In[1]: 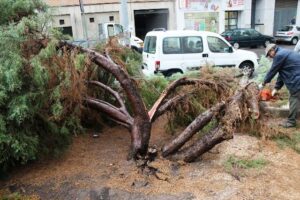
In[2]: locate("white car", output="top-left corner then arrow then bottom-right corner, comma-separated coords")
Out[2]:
142,30 -> 258,77
130,36 -> 143,53
275,25 -> 300,45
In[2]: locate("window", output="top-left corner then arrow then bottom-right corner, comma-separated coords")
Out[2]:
249,29 -> 260,37
59,19 -> 65,25
207,36 -> 231,53
225,11 -> 238,30
107,24 -> 115,37
109,16 -> 114,21
114,24 -> 123,35
57,26 -> 73,37
89,18 -> 94,23
241,30 -> 251,37
182,36 -> 203,53
279,26 -> 293,31
163,37 -> 181,54
144,36 -> 157,54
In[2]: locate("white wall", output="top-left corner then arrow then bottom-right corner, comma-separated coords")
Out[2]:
238,0 -> 252,28
50,1 -> 175,39
51,4 -> 120,39
255,0 -> 276,35
297,0 -> 300,25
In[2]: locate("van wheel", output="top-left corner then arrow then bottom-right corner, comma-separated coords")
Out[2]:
239,62 -> 254,77
163,69 -> 183,77
291,37 -> 298,45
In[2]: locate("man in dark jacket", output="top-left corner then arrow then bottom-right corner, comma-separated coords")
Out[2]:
260,43 -> 300,128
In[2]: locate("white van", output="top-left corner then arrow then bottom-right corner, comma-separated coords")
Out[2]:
142,30 -> 258,76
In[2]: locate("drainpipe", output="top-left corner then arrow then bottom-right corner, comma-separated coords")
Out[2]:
79,0 -> 88,40
120,0 -> 129,30
120,0 -> 130,47
251,0 -> 256,29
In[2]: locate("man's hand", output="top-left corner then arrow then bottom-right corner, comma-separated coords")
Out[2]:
258,83 -> 264,90
271,89 -> 278,96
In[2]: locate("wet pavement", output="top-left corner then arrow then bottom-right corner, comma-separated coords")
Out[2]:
241,43 -> 295,58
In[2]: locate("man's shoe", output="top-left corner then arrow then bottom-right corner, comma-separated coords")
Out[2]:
279,122 -> 296,128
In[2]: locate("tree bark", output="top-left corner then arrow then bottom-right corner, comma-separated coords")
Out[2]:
60,41 -> 151,158
161,102 -> 225,157
168,91 -> 245,162
182,126 -> 229,162
245,83 -> 260,119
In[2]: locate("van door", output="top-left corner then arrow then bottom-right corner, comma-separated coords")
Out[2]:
142,35 -> 157,75
206,36 -> 237,67
181,36 -> 206,70
159,37 -> 184,71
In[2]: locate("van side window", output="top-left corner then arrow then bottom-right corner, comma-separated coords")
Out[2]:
144,36 -> 157,54
207,36 -> 231,53
163,37 -> 181,54
182,36 -> 203,53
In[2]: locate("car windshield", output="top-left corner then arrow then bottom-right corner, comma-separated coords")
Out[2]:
279,26 -> 293,31
221,31 -> 232,36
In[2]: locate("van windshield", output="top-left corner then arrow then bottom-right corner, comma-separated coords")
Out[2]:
144,36 -> 156,54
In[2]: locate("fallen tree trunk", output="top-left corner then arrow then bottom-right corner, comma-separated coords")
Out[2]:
161,102 -> 225,157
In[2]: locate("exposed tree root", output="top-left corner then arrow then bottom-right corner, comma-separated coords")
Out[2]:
161,102 -> 225,157
162,83 -> 260,162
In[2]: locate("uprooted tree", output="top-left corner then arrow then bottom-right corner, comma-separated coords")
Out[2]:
59,41 -> 262,162
0,0 -> 264,171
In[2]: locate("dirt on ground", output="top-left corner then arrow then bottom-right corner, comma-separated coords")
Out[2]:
1,116 -> 300,200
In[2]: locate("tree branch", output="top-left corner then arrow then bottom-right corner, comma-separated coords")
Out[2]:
149,77 -> 221,121
151,93 -> 190,123
88,80 -> 130,116
85,98 -> 133,127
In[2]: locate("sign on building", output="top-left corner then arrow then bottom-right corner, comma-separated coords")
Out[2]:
226,0 -> 245,10
179,0 -> 221,12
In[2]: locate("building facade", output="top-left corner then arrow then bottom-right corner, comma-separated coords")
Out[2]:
46,0 -> 300,40
46,0 -> 176,40
176,0 -> 252,34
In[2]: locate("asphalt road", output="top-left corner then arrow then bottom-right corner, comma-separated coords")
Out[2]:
240,43 -> 295,58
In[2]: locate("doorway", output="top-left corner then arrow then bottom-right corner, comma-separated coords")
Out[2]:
134,9 -> 169,40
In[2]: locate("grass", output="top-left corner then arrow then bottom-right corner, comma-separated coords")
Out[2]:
224,155 -> 268,171
273,132 -> 300,154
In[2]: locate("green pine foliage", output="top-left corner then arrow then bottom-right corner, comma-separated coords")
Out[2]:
0,0 -> 46,25
0,0 -> 84,171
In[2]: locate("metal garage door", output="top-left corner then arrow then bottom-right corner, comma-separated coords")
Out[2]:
274,0 -> 298,33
